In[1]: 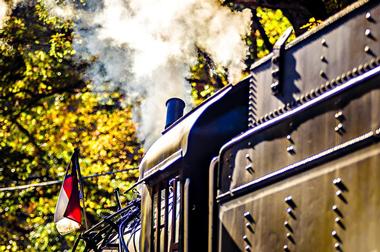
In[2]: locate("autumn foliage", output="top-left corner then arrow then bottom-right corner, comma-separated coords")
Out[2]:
0,1 -> 143,250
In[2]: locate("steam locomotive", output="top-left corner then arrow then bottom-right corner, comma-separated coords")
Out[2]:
76,0 -> 380,251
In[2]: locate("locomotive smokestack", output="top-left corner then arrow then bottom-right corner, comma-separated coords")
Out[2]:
165,98 -> 185,129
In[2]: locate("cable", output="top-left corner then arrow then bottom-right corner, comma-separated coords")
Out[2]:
0,179 -> 62,192
0,167 -> 138,192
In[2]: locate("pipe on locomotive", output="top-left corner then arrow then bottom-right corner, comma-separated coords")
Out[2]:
164,98 -> 185,129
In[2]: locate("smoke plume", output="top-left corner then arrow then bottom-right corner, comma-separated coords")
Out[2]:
0,0 -> 10,28
17,0 -> 253,147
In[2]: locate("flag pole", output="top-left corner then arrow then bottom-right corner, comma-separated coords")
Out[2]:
74,148 -> 89,230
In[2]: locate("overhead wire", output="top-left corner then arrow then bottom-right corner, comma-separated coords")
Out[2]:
0,167 -> 138,192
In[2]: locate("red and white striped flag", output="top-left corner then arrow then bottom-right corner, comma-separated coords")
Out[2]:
54,150 -> 82,235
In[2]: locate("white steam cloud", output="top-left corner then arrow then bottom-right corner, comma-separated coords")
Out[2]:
34,0 -> 253,147
0,1 -> 6,19
0,0 -> 10,28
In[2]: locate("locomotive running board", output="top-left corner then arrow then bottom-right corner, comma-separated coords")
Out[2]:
217,128 -> 380,203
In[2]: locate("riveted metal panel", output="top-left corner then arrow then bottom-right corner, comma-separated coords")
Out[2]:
219,69 -> 380,194
218,142 -> 380,252
249,0 -> 380,127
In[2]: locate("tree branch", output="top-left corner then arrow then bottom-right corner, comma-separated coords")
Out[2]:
10,117 -> 44,156
251,8 -> 273,51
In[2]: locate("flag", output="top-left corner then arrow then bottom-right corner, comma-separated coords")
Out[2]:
54,150 -> 82,235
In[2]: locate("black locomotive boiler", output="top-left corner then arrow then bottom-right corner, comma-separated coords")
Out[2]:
78,0 -> 380,251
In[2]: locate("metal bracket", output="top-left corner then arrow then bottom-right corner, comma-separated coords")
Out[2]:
271,27 -> 293,95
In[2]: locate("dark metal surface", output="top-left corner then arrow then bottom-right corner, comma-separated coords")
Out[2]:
139,78 -> 249,251
248,0 -> 380,126
164,98 -> 185,130
208,157 -> 219,252
270,27 -> 293,95
216,1 -> 380,251
218,142 -> 380,251
219,64 -> 380,196
139,78 -> 249,179
218,128 -> 380,203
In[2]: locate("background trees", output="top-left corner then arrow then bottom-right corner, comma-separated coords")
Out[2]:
0,1 -> 143,250
0,0 -> 355,250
